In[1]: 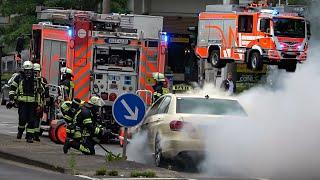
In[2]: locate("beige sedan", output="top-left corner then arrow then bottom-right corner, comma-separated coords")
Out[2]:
139,94 -> 248,167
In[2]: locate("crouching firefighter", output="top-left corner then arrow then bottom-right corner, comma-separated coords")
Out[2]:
63,96 -> 111,155
33,63 -> 49,141
60,99 -> 82,148
152,72 -> 169,102
8,61 -> 37,143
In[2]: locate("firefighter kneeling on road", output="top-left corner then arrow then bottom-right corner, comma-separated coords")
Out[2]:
152,72 -> 169,102
7,61 -> 37,143
63,96 -> 111,155
61,99 -> 82,150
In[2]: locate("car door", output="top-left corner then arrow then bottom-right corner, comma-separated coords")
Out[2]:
141,97 -> 165,147
146,96 -> 172,149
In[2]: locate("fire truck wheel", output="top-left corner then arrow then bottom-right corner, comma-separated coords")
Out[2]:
209,50 -> 226,68
285,62 -> 297,72
249,51 -> 263,71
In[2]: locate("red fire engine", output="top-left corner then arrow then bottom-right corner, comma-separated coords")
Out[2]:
30,8 -> 167,142
195,4 -> 309,73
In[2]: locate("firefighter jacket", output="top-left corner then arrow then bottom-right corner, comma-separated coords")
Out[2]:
74,106 -> 103,138
35,76 -> 49,107
60,79 -> 74,101
9,73 -> 37,103
152,85 -> 169,102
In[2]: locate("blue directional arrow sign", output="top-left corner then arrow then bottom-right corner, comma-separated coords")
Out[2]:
112,93 -> 146,127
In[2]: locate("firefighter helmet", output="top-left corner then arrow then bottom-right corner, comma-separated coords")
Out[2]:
61,67 -> 73,75
88,96 -> 105,107
22,61 -> 33,70
152,72 -> 165,82
60,101 -> 72,114
33,63 -> 41,71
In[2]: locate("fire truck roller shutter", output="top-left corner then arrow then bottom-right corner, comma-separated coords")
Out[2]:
208,45 -> 226,69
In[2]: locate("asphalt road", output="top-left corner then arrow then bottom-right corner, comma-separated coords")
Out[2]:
0,106 -> 122,156
0,106 -> 204,179
0,158 -> 82,180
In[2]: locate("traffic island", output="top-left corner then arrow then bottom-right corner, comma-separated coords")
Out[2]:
0,133 -> 181,178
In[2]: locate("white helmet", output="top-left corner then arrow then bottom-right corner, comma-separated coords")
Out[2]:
88,96 -> 105,107
152,72 -> 165,82
33,63 -> 41,71
61,67 -> 73,75
22,61 -> 33,70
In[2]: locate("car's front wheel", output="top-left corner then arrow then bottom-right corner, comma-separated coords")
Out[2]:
154,133 -> 164,167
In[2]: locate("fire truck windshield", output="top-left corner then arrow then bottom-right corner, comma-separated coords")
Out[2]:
273,18 -> 305,38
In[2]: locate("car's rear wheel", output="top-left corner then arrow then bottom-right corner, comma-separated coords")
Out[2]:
154,133 -> 164,167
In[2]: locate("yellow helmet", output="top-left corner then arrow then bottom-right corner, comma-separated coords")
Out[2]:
88,96 -> 105,107
33,63 -> 41,71
152,72 -> 165,82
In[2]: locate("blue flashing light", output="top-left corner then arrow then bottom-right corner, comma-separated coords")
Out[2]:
68,29 -> 73,37
272,10 -> 279,16
162,32 -> 168,43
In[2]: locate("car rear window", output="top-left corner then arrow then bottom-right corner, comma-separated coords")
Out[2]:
176,97 -> 247,116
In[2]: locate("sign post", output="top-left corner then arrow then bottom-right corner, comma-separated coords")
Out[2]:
112,93 -> 146,159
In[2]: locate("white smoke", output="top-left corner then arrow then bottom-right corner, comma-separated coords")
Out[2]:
127,131 -> 154,164
199,2 -> 320,179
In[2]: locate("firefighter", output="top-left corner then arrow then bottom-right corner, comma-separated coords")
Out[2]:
60,98 -> 82,150
60,67 -> 74,101
33,63 -> 49,141
63,96 -> 110,155
152,72 -> 169,102
7,61 -> 37,143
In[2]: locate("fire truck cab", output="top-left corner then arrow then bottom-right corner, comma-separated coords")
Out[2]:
31,8 -> 167,138
196,4 -> 308,73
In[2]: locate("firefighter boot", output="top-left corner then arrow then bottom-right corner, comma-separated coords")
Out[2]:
26,133 -> 33,143
16,130 -> 23,139
34,132 -> 40,142
63,138 -> 73,154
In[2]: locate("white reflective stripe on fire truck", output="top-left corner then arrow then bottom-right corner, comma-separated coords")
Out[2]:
239,33 -> 264,47
223,49 -> 231,58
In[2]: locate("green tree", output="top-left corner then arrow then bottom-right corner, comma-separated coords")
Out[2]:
0,0 -> 127,52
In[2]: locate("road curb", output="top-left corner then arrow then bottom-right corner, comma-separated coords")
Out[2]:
0,150 -> 66,173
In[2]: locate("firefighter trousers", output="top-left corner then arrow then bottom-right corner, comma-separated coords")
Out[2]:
34,110 -> 43,137
18,102 -> 37,139
69,136 -> 96,155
